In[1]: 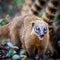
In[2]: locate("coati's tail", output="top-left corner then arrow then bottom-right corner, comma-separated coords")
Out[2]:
0,24 -> 9,40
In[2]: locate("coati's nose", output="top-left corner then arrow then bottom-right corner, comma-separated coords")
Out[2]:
40,35 -> 44,38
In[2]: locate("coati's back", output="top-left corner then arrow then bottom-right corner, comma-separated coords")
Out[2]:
0,24 -> 9,43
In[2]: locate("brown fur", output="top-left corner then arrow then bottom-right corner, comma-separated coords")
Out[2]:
0,14 -> 53,56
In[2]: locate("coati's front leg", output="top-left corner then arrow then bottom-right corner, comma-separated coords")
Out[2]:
9,24 -> 22,48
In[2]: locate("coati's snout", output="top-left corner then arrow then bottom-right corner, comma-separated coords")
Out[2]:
34,26 -> 47,40
31,20 -> 48,40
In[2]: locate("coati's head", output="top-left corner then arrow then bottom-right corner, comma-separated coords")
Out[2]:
24,15 -> 49,41
31,20 -> 48,40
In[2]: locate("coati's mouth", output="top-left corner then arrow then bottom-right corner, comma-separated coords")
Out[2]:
38,35 -> 44,40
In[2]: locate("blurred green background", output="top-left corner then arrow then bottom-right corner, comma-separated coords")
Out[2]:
0,0 -> 25,17
0,0 -> 25,26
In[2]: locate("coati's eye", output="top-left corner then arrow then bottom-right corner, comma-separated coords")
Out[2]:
31,22 -> 35,27
44,27 -> 47,34
35,26 -> 40,34
36,27 -> 40,31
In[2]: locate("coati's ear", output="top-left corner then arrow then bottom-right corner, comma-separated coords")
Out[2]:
31,21 -> 35,27
24,14 -> 40,30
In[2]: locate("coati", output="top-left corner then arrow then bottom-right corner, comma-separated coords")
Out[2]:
0,14 -> 53,59
21,0 -> 60,57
